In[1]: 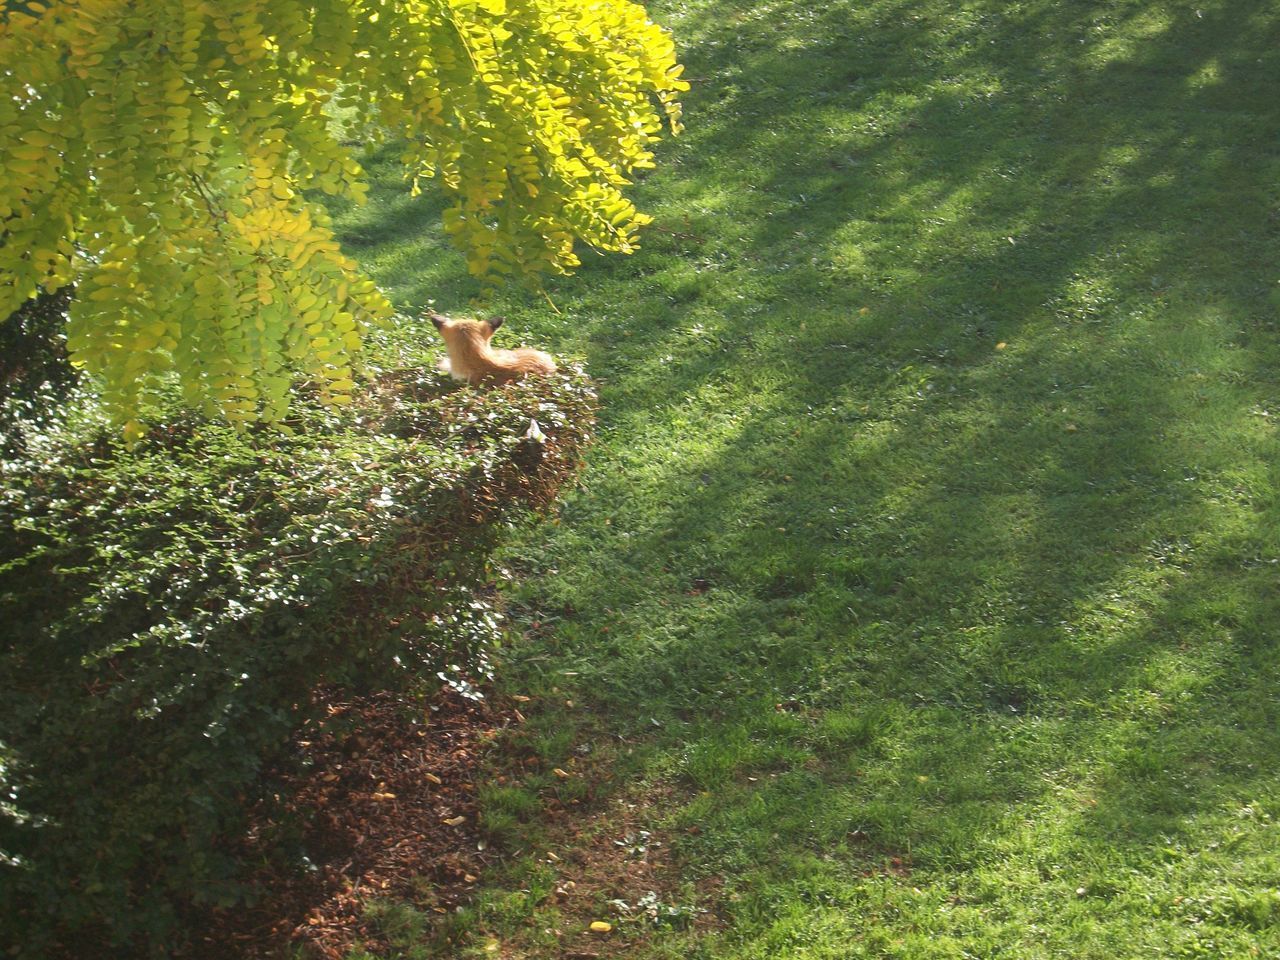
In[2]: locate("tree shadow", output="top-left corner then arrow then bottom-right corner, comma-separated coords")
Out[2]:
493,0 -> 1280,887
323,0 -> 1280,942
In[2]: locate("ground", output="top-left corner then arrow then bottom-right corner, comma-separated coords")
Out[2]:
190,689 -> 508,958
222,0 -> 1280,956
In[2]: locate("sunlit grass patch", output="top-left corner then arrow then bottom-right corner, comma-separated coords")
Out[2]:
326,0 -> 1280,956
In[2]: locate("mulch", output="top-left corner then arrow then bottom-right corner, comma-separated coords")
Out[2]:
188,686 -> 515,959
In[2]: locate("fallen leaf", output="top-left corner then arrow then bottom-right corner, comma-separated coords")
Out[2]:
443,815 -> 466,826
553,768 -> 571,779
424,773 -> 443,785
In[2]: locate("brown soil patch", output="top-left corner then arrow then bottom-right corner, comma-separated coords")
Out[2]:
513,787 -> 724,959
187,688 -> 724,960
189,686 -> 516,959
474,712 -> 724,960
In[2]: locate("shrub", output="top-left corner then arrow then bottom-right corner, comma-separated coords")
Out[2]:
0,362 -> 595,955
0,288 -> 76,450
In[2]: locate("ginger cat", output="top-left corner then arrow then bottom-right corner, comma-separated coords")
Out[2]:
429,311 -> 557,385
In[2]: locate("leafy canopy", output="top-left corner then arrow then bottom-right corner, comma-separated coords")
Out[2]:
0,0 -> 686,437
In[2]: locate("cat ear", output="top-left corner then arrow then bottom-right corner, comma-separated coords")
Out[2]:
427,311 -> 447,330
487,315 -> 505,332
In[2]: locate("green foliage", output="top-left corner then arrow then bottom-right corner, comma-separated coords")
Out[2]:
0,0 -> 684,431
0,286 -> 75,443
0,357 -> 595,955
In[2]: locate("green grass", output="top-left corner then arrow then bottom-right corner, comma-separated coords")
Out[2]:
329,0 -> 1280,955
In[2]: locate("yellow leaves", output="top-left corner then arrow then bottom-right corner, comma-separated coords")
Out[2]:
194,274 -> 222,296
9,143 -> 49,163
665,63 -> 691,92
122,419 -> 147,447
2,0 -> 682,434
256,271 -> 276,305
85,285 -> 120,302
19,128 -> 57,149
294,290 -> 319,314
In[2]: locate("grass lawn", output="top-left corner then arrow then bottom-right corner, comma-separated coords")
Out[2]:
329,0 -> 1280,956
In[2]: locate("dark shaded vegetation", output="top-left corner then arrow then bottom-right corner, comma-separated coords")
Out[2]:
0,287 -> 75,451
0,362 -> 594,957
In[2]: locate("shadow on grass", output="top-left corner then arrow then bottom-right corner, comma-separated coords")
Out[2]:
328,0 -> 1280,946
489,0 -> 1280,880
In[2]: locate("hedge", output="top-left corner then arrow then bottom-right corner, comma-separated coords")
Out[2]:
0,287 -> 76,450
0,360 -> 595,955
